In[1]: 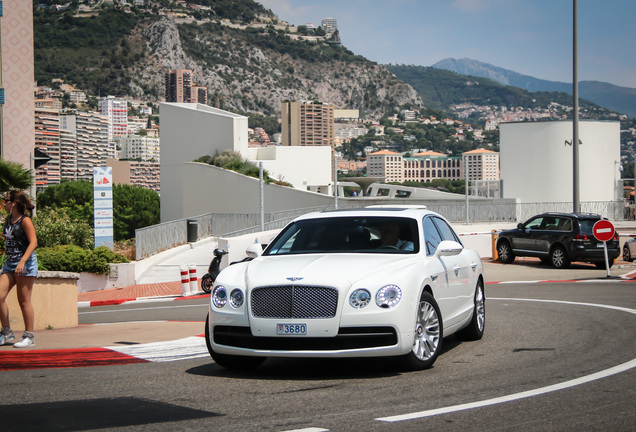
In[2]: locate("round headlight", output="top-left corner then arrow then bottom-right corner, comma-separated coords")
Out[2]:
349,289 -> 371,309
230,289 -> 244,308
376,284 -> 402,308
212,285 -> 227,308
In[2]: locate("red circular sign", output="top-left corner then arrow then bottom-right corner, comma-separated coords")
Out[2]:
593,220 -> 615,242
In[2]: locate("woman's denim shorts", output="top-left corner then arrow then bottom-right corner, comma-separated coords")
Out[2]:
1,253 -> 38,277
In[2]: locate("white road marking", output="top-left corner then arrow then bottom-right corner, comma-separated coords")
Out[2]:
376,297 -> 636,422
108,336 -> 208,362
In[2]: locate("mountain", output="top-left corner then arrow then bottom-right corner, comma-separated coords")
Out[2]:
33,3 -> 422,118
432,58 -> 636,118
385,65 -> 603,113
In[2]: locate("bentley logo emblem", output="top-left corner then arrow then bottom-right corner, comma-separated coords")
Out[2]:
286,277 -> 304,281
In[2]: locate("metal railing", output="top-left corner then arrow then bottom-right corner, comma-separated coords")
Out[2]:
135,200 -> 626,260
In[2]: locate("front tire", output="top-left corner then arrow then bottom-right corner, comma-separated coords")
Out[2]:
205,314 -> 265,370
550,246 -> 570,269
497,241 -> 515,264
399,292 -> 443,371
623,245 -> 633,262
456,279 -> 485,341
201,274 -> 213,294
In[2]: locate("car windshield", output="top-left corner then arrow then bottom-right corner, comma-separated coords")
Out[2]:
264,216 -> 420,255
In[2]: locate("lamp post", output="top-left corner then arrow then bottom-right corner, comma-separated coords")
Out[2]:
572,0 -> 581,213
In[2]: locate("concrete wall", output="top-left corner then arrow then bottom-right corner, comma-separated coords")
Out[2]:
160,103 -> 249,221
247,146 -> 332,190
500,121 -> 621,203
6,272 -> 79,331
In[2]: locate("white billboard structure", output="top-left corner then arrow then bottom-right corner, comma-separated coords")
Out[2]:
499,121 -> 621,203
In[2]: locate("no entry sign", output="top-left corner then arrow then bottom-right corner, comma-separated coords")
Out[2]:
593,220 -> 615,242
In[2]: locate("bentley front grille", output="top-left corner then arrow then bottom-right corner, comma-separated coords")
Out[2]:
251,286 -> 338,319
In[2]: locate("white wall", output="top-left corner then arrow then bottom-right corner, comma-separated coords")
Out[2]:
247,146 -> 332,190
160,103 -> 249,222
499,121 -> 621,203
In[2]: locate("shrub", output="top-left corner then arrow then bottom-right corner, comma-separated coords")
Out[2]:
37,245 -> 129,275
34,207 -> 94,249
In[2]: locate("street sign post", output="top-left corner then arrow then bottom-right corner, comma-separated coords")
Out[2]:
593,220 -> 615,277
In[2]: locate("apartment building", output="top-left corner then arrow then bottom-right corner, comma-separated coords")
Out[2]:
98,96 -> 128,139
34,108 -> 61,192
404,151 -> 463,182
165,69 -> 192,103
107,159 -> 160,192
462,148 -> 500,181
281,101 -> 334,148
367,150 -> 404,183
119,135 -> 160,162
190,85 -> 208,104
60,112 -> 112,181
0,0 -> 34,169
59,129 -> 78,181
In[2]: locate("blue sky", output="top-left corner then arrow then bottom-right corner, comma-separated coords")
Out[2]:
258,0 -> 636,88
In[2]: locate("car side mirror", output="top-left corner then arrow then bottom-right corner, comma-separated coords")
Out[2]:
246,243 -> 263,258
435,240 -> 463,258
517,223 -> 524,229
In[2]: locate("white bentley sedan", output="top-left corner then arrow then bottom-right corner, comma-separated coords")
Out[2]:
205,206 -> 485,370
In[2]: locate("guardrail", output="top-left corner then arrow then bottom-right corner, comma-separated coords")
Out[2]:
135,200 -> 626,260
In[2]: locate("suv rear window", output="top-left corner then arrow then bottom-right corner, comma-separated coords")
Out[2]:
579,219 -> 599,234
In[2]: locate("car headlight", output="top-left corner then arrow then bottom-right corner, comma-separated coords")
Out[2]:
229,289 -> 244,308
212,285 -> 227,308
376,284 -> 402,308
349,289 -> 371,309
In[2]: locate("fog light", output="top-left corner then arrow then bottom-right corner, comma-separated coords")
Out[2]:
349,289 -> 371,309
376,284 -> 402,308
212,285 -> 227,308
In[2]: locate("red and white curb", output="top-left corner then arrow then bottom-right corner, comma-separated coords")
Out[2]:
0,334 -> 208,371
78,293 -> 209,308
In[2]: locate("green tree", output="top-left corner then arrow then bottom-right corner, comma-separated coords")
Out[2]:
112,184 -> 160,241
0,160 -> 32,194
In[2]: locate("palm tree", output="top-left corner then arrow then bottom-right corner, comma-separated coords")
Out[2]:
0,159 -> 32,195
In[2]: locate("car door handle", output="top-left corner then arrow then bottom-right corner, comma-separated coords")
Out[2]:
471,263 -> 478,272
453,266 -> 460,276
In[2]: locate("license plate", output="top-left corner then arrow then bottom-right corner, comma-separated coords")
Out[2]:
277,323 -> 307,335
597,243 -> 604,248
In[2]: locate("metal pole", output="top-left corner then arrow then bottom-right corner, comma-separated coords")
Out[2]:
572,0 -> 581,213
259,162 -> 264,231
464,155 -> 469,224
333,152 -> 338,209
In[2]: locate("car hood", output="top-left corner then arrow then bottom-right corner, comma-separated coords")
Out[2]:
245,253 -> 415,289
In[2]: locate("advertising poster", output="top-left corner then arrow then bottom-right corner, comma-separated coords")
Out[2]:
93,167 -> 114,249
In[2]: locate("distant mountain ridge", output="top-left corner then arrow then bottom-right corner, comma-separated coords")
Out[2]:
432,58 -> 636,118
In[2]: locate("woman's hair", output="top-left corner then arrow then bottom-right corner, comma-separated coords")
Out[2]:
6,190 -> 35,215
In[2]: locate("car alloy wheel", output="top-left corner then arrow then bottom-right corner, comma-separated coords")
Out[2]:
457,280 -> 485,341
623,246 -> 632,262
497,241 -> 514,264
400,292 -> 443,370
550,246 -> 570,269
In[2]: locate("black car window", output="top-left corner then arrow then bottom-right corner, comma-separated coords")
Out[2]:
525,217 -> 544,230
579,219 -> 598,234
432,217 -> 461,244
557,218 -> 572,231
423,217 -> 442,256
542,217 -> 558,230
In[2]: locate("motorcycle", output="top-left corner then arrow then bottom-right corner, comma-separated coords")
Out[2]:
201,248 -> 229,294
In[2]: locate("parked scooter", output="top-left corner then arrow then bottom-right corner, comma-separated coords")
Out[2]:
201,248 -> 229,294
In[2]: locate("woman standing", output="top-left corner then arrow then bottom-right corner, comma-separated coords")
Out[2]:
0,191 -> 38,348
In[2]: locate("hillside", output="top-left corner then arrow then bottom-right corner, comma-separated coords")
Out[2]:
33,3 -> 422,117
384,65 -> 603,112
432,58 -> 636,118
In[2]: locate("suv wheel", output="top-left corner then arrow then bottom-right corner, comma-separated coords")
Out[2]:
497,241 -> 515,264
550,246 -> 570,269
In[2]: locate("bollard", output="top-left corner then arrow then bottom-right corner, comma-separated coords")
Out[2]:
188,264 -> 198,294
180,265 -> 190,296
491,230 -> 500,261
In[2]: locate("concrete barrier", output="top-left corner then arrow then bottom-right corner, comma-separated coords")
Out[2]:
6,271 -> 79,331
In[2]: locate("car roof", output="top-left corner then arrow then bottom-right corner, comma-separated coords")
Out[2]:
293,205 -> 436,222
536,212 -> 602,219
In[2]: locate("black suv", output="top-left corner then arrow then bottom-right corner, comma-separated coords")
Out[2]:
496,212 -> 620,269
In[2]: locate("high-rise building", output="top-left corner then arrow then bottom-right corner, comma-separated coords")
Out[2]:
34,108 -> 61,193
280,101 -> 334,148
0,1 -> 35,170
321,17 -> 338,35
119,135 -> 160,162
98,96 -> 128,139
190,85 -> 208,104
59,129 -> 78,181
165,69 -> 192,103
462,148 -> 500,181
60,112 -> 112,181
